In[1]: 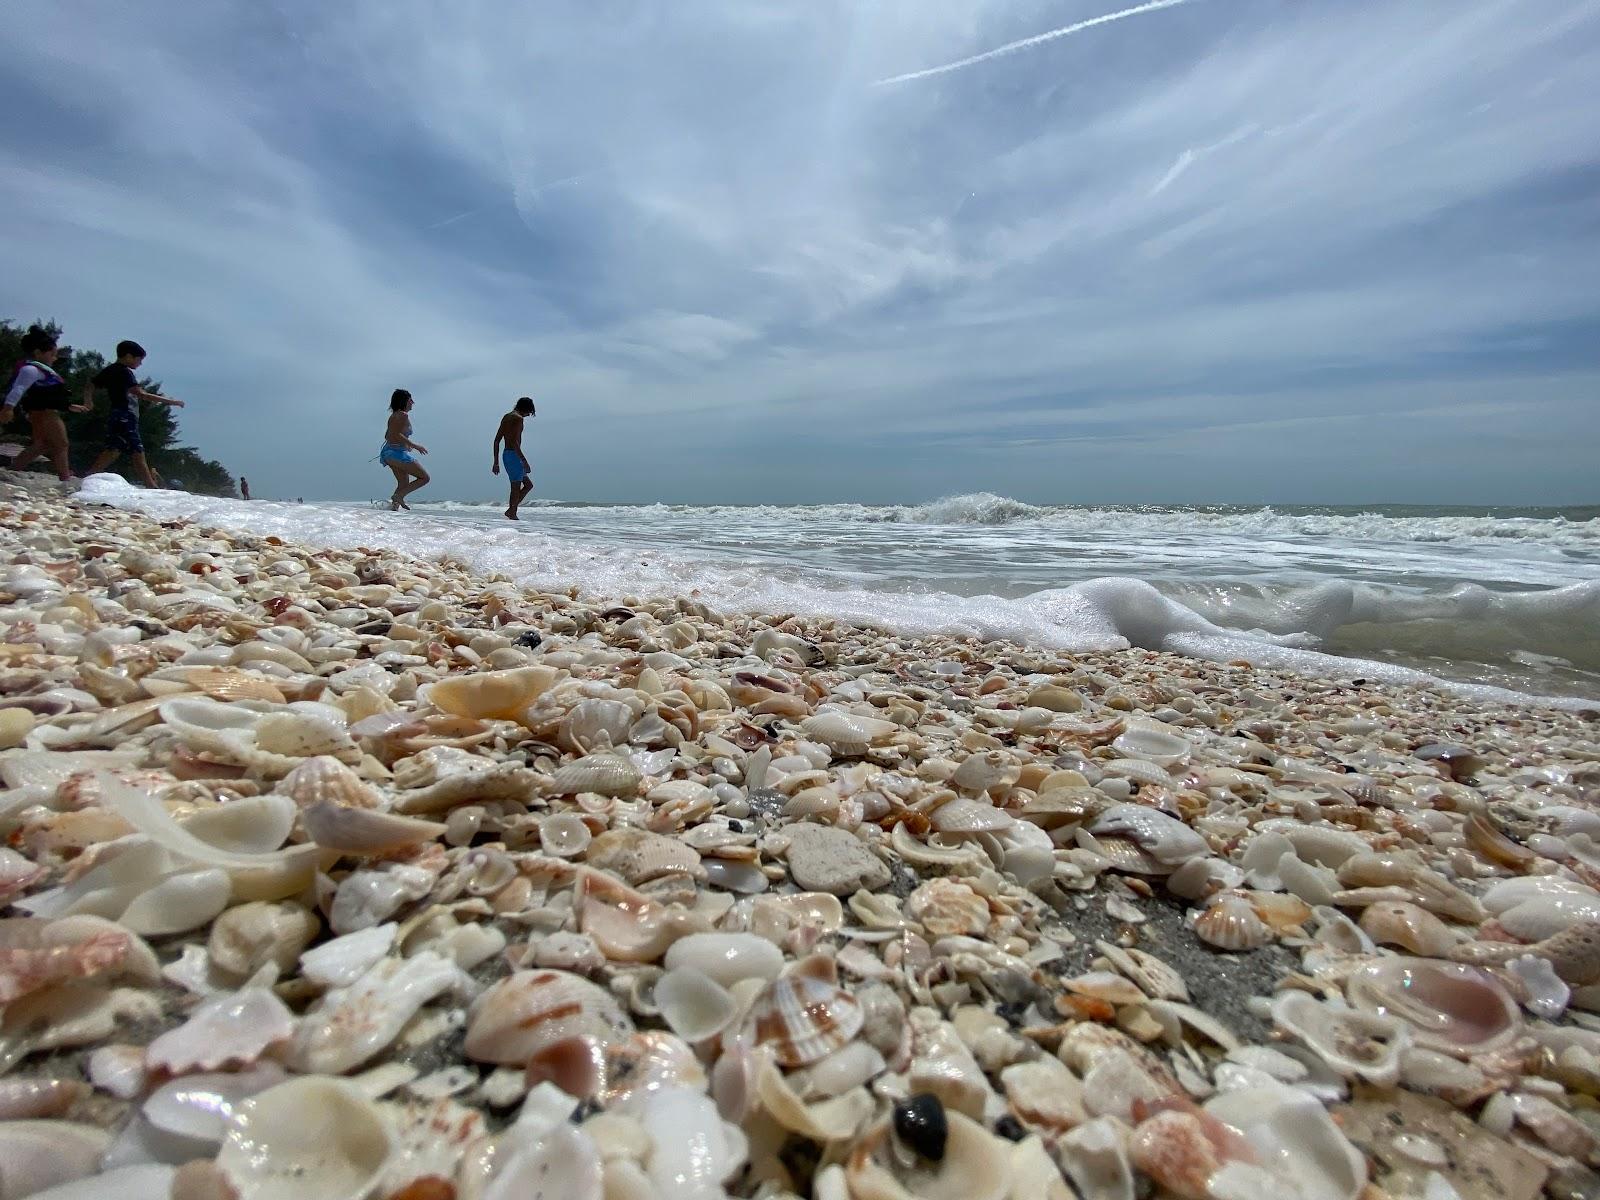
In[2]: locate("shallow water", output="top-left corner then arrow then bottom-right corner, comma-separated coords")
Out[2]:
84,481 -> 1600,705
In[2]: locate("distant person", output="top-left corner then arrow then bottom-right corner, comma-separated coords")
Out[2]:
84,340 -> 184,489
1,326 -> 90,481
491,396 -> 536,520
379,388 -> 429,509
240,477 -> 251,500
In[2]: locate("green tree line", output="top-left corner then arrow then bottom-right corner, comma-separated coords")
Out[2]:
1,319 -> 236,496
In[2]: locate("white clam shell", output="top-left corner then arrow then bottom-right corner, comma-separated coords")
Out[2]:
1204,1084 -> 1367,1200
142,1061 -> 288,1146
218,1076 -> 394,1200
663,932 -> 784,988
298,923 -> 398,988
483,1124 -> 603,1200
146,987 -> 295,1074
1109,723 -> 1191,766
654,967 -> 738,1043
539,812 -> 593,858
1271,991 -> 1409,1086
0,1120 -> 111,1199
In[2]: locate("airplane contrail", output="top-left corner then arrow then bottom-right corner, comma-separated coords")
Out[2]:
874,0 -> 1194,87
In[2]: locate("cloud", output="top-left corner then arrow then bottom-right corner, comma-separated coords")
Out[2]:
0,0 -> 1596,505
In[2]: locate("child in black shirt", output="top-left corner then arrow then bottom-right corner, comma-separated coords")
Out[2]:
85,341 -> 185,487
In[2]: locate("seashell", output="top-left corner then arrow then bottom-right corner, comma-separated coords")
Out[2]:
645,778 -> 717,811
1451,919 -> 1600,986
279,755 -> 382,810
586,826 -> 701,885
207,900 -> 320,978
1347,957 -> 1521,1055
1413,742 -> 1486,782
539,812 -> 593,858
790,1040 -> 888,1100
950,750 -> 1018,796
465,968 -> 634,1070
654,967 -> 738,1042
1089,803 -> 1208,866
302,797 -> 446,854
746,954 -> 864,1067
1166,856 -> 1245,902
594,1029 -> 708,1109
845,1111 -> 1012,1200
292,951 -> 470,1074
1057,1117 -> 1135,1200
1270,991 -> 1408,1086
1026,683 -> 1083,712
663,931 -> 784,987
908,1011 -> 996,1120
927,795 -> 1014,835
391,763 -> 543,814
1508,953 -> 1570,1020
1099,758 -> 1170,787
1356,900 -> 1456,957
426,665 -> 560,721
1129,1109 -> 1227,1200
1110,723 -> 1191,767
548,753 -> 641,798
1096,940 -> 1190,1002
1252,820 -> 1368,867
119,868 -> 232,937
1464,813 -> 1536,872
0,1076 -> 89,1120
142,1061 -> 288,1147
253,710 -> 360,760
146,986 -> 296,1074
176,666 -> 289,704
1241,888 -> 1312,933
298,922 -> 398,988
799,709 -> 899,755
559,697 -> 636,753
218,1076 -> 394,1200
1000,1058 -> 1088,1136
905,878 -> 990,938
0,1120 -> 111,1198
1191,891 -> 1273,952
576,872 -> 708,963
1203,1084 -> 1366,1200
1276,852 -> 1340,907
483,1124 -> 603,1200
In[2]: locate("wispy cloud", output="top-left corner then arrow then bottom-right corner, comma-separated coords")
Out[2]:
0,0 -> 1596,505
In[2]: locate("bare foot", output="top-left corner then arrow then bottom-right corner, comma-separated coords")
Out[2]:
504,509 -> 519,520
390,495 -> 405,511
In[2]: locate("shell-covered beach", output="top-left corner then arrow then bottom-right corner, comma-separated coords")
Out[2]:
3,472 -> 1600,1200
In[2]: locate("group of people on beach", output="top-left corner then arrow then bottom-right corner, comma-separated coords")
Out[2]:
2,325 -> 183,488
380,389 -> 538,520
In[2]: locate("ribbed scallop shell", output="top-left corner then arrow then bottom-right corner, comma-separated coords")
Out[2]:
1099,758 -> 1172,787
464,968 -> 634,1066
279,756 -> 383,810
180,667 -> 288,705
799,710 -> 899,756
746,955 -> 864,1067
1191,892 -> 1274,952
548,753 -> 642,797
254,712 -> 359,761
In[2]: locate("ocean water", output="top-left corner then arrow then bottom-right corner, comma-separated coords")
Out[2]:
80,480 -> 1600,708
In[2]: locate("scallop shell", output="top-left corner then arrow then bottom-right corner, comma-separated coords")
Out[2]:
559,697 -> 636,753
465,968 -> 634,1097
1191,892 -> 1274,952
278,755 -> 382,810
548,753 -> 642,798
799,710 -> 899,756
426,665 -> 561,722
1099,759 -> 1171,787
178,666 -> 289,704
586,826 -> 702,885
300,798 -> 447,854
1346,957 -> 1521,1055
906,878 -> 990,938
746,954 -> 864,1067
1095,940 -> 1190,1002
217,1077 -> 394,1200
254,710 -> 360,761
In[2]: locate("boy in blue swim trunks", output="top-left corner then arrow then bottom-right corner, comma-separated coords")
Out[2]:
84,341 -> 185,488
491,396 -> 535,520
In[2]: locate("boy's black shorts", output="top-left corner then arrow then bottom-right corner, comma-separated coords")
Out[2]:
107,411 -> 143,454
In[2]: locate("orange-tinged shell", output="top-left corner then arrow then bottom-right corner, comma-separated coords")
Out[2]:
427,666 -> 560,722
905,878 -> 990,938
747,954 -> 864,1067
464,968 -> 634,1067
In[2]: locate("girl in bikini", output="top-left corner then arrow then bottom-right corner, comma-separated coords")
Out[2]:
379,388 -> 430,510
1,326 -> 91,481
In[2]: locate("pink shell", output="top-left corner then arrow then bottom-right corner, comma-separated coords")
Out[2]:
464,969 -> 634,1067
746,955 -> 863,1068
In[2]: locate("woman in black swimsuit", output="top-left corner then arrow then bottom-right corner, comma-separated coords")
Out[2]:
1,326 -> 89,481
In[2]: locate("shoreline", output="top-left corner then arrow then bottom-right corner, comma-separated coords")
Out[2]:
1,473 -> 1597,1197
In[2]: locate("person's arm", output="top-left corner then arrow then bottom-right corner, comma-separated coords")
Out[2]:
1,365 -> 42,420
386,411 -> 426,453
137,387 -> 183,408
492,417 -> 508,473
72,381 -> 95,413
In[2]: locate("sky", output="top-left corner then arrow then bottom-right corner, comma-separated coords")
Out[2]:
2,0 -> 1598,506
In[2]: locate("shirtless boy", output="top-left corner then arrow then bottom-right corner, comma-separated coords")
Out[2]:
491,396 -> 536,520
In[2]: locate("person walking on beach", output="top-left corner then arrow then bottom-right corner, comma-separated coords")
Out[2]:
240,477 -> 251,500
84,341 -> 185,489
1,326 -> 90,481
380,388 -> 429,510
491,396 -> 535,520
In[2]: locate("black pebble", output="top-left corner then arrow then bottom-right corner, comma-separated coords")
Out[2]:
993,1115 -> 1026,1142
893,1093 -> 948,1162
727,819 -> 743,832
514,630 -> 543,648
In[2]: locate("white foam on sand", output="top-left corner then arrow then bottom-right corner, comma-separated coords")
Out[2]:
79,475 -> 1598,711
